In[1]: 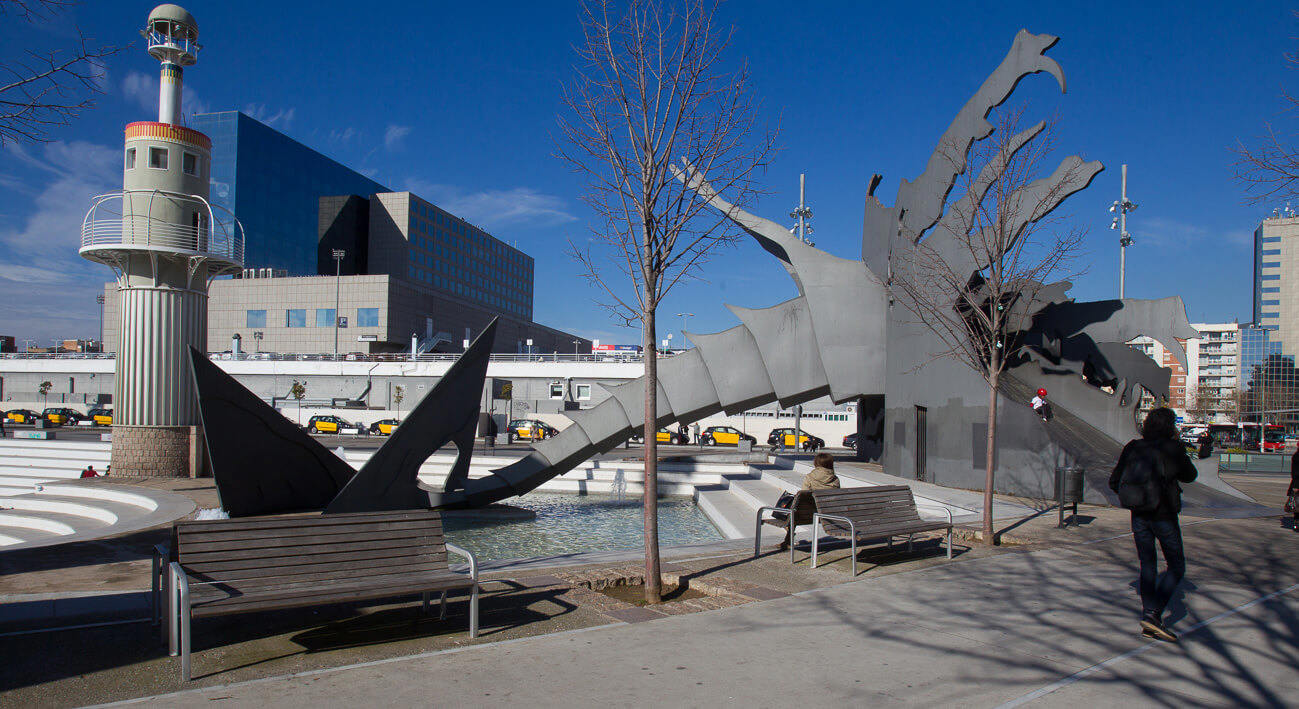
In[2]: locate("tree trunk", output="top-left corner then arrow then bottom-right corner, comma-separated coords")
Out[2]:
982,371 -> 999,543
642,304 -> 662,604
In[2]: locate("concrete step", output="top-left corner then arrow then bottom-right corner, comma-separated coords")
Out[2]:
0,474 -> 67,489
0,496 -> 123,524
0,525 -> 53,546
0,466 -> 89,481
0,456 -> 110,472
727,476 -> 789,511
0,441 -> 111,458
0,511 -> 80,538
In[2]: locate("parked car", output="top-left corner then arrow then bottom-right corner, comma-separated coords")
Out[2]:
629,427 -> 684,445
42,407 -> 84,425
509,419 -> 559,440
88,407 -> 114,426
306,415 -> 349,434
4,409 -> 41,425
842,432 -> 859,451
699,425 -> 756,447
767,427 -> 825,451
370,418 -> 400,436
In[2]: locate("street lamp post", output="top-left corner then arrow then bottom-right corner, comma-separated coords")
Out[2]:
788,174 -> 814,449
1109,164 -> 1138,299
676,312 -> 694,348
332,249 -> 345,357
572,339 -> 580,355
95,293 -> 105,352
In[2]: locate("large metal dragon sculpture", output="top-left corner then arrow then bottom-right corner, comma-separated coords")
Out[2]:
435,31 -> 1201,508
200,31 -> 1235,515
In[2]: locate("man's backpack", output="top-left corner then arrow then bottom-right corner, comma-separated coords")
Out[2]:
1117,440 -> 1165,512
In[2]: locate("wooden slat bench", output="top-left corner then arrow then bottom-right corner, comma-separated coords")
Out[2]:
753,490 -> 817,562
809,486 -> 954,575
154,510 -> 479,681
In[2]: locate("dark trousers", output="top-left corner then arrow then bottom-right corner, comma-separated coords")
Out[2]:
1131,515 -> 1186,619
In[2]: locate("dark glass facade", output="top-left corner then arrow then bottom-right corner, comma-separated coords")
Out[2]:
401,194 -> 534,321
191,111 -> 389,276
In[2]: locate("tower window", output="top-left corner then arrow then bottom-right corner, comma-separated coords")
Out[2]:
125,148 -> 136,169
182,152 -> 197,175
148,147 -> 168,170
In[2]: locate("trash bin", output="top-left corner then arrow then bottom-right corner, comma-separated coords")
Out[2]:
1057,466 -> 1084,528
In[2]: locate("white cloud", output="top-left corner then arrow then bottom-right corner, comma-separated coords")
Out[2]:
1138,216 -> 1252,250
243,103 -> 296,129
328,126 -> 356,145
383,124 -> 411,151
0,140 -> 122,341
404,180 -> 577,228
121,70 -> 209,119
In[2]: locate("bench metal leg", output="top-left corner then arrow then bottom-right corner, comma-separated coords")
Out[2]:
468,584 -> 479,639
907,534 -> 914,553
167,569 -> 178,657
439,591 -> 448,620
421,592 -> 431,614
946,527 -> 953,559
850,537 -> 857,577
178,583 -> 191,681
810,533 -> 819,569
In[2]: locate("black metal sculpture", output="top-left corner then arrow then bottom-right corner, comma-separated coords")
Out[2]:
190,319 -> 497,516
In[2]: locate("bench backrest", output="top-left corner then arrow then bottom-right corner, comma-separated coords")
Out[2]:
810,485 -> 923,535
172,510 -> 448,585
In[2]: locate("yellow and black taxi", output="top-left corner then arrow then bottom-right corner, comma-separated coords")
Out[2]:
767,428 -> 825,451
4,409 -> 42,425
88,408 -> 114,426
306,415 -> 351,434
509,419 -> 559,440
42,407 -> 84,426
369,418 -> 400,436
629,427 -> 686,445
700,425 -> 756,447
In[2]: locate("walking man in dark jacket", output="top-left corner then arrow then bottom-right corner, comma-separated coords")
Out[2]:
1109,407 -> 1199,642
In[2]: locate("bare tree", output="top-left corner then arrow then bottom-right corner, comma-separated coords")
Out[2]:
0,0 -> 120,145
1233,11 -> 1299,204
889,108 -> 1092,542
558,0 -> 775,602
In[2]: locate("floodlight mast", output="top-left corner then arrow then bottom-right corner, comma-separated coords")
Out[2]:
1109,164 -> 1137,298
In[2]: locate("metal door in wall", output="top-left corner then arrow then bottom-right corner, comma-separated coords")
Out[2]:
915,405 -> 928,482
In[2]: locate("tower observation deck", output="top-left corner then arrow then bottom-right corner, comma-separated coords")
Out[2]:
80,4 -> 243,476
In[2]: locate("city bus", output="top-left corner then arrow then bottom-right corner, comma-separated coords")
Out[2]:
1208,423 -> 1286,452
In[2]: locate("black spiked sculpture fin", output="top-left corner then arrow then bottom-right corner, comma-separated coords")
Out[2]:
324,318 -> 497,514
189,346 -> 355,517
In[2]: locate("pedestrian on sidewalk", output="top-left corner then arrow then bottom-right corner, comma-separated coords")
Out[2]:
1108,407 -> 1198,642
80,465 -> 99,478
1287,449 -> 1299,533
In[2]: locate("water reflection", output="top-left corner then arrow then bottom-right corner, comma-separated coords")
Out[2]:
443,492 -> 723,562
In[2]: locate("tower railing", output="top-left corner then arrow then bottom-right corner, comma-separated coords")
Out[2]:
80,189 -> 244,267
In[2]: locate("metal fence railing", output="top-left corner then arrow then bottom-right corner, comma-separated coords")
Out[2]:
1217,452 -> 1291,475
0,352 -> 648,363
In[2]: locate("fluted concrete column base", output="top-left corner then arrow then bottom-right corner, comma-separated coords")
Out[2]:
110,425 -> 206,478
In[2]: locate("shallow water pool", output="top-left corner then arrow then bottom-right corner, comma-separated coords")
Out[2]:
442,492 -> 723,562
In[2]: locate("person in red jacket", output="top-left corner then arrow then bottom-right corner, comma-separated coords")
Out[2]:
80,465 -> 99,478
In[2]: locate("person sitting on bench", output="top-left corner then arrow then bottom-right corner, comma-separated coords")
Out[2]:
777,452 -> 841,551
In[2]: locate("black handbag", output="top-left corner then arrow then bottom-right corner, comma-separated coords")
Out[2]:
774,491 -> 794,509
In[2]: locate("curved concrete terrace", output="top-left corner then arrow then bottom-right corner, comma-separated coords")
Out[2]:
0,439 -> 195,550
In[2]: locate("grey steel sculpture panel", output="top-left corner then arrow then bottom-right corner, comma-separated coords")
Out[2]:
329,319 -> 497,513
192,321 -> 496,516
431,30 -> 1238,511
190,346 -> 355,516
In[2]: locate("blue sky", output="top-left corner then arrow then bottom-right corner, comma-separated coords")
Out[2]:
0,1 -> 1293,347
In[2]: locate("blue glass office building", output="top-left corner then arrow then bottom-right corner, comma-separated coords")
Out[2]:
191,111 -> 389,276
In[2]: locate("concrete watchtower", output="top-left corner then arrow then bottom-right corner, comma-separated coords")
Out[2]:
80,5 -> 243,476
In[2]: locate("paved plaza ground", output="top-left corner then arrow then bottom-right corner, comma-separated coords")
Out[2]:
0,471 -> 1294,706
